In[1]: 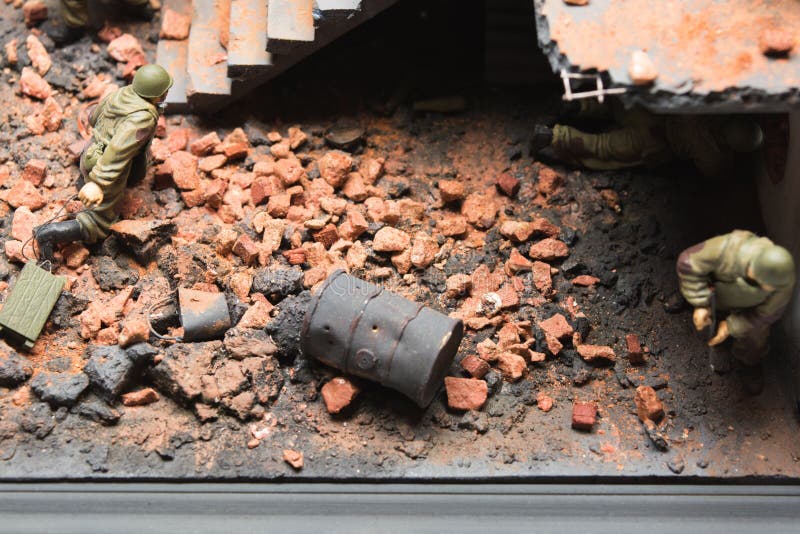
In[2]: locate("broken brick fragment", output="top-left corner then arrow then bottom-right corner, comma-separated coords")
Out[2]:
6,180 -> 45,210
118,318 -> 150,348
461,192 -> 497,229
166,151 -> 199,190
499,220 -> 535,243
283,449 -> 304,470
313,223 -> 339,249
373,226 -> 410,252
19,67 -> 51,100
63,243 -> 90,269
438,179 -> 465,203
166,127 -> 190,152
190,132 -> 221,156
506,248 -> 532,274
536,392 -> 554,412
495,283 -> 519,309
318,150 -> 353,189
529,238 -> 569,261
338,210 -> 368,241
233,234 -> 259,266
26,35 -> 51,76
282,248 -> 306,265
445,273 -> 472,298
537,167 -> 563,196
572,401 -> 597,430
496,352 -> 527,381
532,261 -> 553,295
626,334 -> 645,364
496,172 -> 520,197
572,275 -> 600,287
444,376 -> 488,411
23,1 -> 48,27
460,355 -> 490,379
634,386 -> 664,424
22,159 -> 47,186
538,313 -> 574,340
321,377 -> 359,414
576,344 -> 616,364
437,214 -> 468,237
159,8 -> 191,40
274,157 -> 305,186
342,172 -> 368,201
122,387 -> 160,407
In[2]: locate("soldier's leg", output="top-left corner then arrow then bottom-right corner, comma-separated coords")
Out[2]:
76,207 -> 116,245
551,124 -> 655,169
60,0 -> 90,28
731,328 -> 770,395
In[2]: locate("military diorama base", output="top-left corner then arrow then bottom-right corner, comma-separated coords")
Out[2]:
0,0 -> 798,481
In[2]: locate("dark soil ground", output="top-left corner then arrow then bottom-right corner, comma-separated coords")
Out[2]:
0,0 -> 798,480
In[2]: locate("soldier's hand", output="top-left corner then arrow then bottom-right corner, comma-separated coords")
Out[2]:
693,307 -> 712,331
79,182 -> 103,208
708,320 -> 730,346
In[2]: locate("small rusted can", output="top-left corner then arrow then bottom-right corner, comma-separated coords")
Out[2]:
178,288 -> 232,342
302,270 -> 464,407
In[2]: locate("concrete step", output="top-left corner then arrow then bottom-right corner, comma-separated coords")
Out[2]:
157,39 -> 190,113
156,0 -> 192,113
266,0 -> 315,54
186,0 -> 233,109
228,0 -> 273,78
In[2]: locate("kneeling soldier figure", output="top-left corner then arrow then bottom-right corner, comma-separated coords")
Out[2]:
677,230 -> 796,394
35,64 -> 172,261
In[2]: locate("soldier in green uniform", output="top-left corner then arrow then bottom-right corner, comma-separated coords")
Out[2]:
531,99 -> 764,179
34,64 -> 172,261
44,0 -> 156,46
677,230 -> 795,393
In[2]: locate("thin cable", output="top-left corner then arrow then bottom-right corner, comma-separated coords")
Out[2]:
146,291 -> 182,342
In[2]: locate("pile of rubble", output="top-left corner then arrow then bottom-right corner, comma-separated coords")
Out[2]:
0,6 -> 677,474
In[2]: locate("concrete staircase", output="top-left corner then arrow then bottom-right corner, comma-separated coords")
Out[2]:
156,0 -> 398,113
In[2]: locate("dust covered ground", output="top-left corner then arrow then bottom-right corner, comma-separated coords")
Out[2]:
0,0 -> 799,481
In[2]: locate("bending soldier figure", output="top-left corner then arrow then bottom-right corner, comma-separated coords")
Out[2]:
531,99 -> 764,180
35,64 -> 172,262
677,230 -> 796,394
45,0 -> 157,45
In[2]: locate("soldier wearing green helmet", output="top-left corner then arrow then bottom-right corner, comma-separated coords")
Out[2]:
677,230 -> 796,393
35,64 -> 173,261
531,99 -> 764,179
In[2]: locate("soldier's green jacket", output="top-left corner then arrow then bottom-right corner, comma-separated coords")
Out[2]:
77,85 -> 158,243
677,230 -> 795,339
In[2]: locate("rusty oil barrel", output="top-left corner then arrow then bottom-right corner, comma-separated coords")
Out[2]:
301,270 -> 464,407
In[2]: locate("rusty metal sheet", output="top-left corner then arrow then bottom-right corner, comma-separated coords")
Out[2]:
534,0 -> 800,111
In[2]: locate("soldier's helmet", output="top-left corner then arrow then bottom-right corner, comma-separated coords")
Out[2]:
132,64 -> 174,99
722,118 -> 764,153
751,245 -> 795,288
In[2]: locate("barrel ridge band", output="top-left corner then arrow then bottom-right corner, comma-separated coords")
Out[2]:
383,302 -> 425,385
300,269 -> 346,352
343,284 -> 383,375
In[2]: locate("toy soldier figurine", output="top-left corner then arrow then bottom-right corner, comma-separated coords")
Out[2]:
44,0 -> 156,45
531,99 -> 764,179
35,64 -> 172,262
677,230 -> 796,393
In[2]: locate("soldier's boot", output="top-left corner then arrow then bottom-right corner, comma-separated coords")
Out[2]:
34,220 -> 84,262
737,363 -> 764,396
530,124 -> 554,154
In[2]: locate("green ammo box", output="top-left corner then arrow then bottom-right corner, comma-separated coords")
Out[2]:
0,262 -> 66,350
